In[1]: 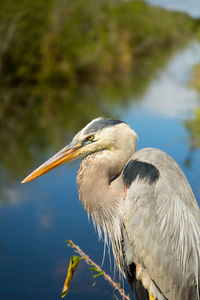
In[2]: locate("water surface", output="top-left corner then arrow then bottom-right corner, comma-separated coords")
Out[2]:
1,28 -> 200,300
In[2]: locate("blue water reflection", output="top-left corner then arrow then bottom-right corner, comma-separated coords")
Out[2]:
1,31 -> 200,300
1,106 -> 200,299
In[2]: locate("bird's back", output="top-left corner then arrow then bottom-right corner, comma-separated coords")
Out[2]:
123,148 -> 200,300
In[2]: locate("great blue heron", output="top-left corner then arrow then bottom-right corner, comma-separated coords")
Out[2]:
22,117 -> 200,300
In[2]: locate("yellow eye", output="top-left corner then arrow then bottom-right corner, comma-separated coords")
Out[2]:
87,135 -> 94,141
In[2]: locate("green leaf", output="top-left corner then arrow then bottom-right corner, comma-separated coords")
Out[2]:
92,270 -> 103,278
89,267 -> 103,278
89,267 -> 99,272
66,240 -> 73,248
61,255 -> 85,298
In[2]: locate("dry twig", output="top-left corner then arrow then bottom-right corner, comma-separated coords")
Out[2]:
68,240 -> 131,300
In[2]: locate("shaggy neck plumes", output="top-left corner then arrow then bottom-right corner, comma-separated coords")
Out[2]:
76,150 -> 129,271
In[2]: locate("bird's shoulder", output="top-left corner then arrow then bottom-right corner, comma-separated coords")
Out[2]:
122,147 -> 200,299
123,147 -> 182,182
122,147 -> 195,206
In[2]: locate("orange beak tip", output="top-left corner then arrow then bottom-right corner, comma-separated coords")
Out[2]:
21,176 -> 33,184
21,178 -> 29,184
20,142 -> 82,184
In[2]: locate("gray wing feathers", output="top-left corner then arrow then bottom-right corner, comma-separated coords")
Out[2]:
123,148 -> 200,300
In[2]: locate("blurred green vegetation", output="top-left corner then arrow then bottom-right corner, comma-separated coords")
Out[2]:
0,0 -> 197,87
185,108 -> 200,149
191,23 -> 200,90
188,27 -> 200,150
0,0 -> 199,181
191,63 -> 200,92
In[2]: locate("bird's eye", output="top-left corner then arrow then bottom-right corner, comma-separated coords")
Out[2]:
87,135 -> 94,141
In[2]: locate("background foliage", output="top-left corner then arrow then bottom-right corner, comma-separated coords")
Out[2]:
0,0 -> 199,177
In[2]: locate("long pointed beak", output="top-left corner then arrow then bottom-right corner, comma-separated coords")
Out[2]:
21,141 -> 82,183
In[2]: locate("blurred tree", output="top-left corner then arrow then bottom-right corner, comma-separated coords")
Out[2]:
0,0 -> 198,181
185,108 -> 200,149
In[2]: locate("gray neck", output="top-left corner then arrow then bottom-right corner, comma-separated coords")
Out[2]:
77,151 -> 125,217
77,150 -> 126,271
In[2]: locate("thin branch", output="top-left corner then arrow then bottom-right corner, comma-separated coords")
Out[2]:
68,240 -> 131,300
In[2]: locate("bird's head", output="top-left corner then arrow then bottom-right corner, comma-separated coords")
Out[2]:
22,117 -> 137,183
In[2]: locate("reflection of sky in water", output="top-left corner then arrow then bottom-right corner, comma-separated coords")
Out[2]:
147,0 -> 200,18
1,34 -> 200,300
120,41 -> 200,204
126,41 -> 200,118
0,186 -> 25,205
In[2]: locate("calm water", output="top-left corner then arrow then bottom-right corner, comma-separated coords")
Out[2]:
1,19 -> 200,300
